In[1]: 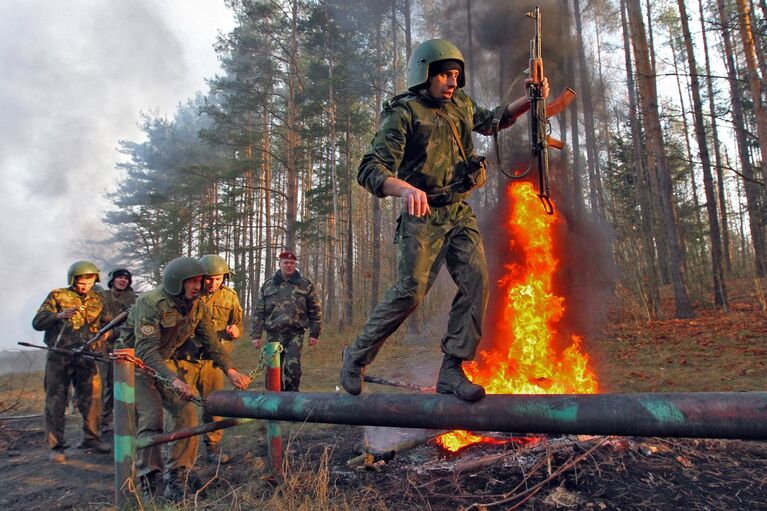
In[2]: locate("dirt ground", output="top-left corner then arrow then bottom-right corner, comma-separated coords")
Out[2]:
1,414 -> 766,510
1,288 -> 766,510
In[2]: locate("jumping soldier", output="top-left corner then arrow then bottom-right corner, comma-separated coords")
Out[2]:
251,251 -> 321,392
32,261 -> 111,463
339,39 -> 549,401
97,267 -> 136,433
118,256 -> 251,501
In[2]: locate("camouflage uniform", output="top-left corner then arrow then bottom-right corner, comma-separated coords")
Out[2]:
192,285 -> 243,452
119,287 -> 235,477
346,87 -> 515,367
32,287 -> 104,450
251,270 -> 321,391
97,286 -> 136,429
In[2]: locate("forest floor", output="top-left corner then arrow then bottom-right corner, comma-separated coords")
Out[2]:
1,282 -> 766,510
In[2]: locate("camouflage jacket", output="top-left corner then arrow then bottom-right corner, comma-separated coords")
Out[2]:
32,287 -> 104,349
357,89 -> 514,198
99,287 -> 137,344
118,287 -> 233,382
195,285 -> 243,355
251,270 -> 321,340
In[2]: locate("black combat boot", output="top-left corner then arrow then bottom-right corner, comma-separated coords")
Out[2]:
339,347 -> 365,395
162,469 -> 186,502
77,438 -> 112,454
139,470 -> 161,502
436,355 -> 485,402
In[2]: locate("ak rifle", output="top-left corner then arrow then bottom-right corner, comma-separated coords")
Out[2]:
497,5 -> 576,215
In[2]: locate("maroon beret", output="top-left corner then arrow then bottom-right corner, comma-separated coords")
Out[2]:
278,251 -> 297,261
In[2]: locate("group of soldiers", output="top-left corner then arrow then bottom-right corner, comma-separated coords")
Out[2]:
33,250 -> 321,501
33,36 -> 548,504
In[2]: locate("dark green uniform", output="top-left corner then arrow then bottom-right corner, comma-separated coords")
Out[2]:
346,88 -> 515,367
32,287 -> 104,450
251,270 -> 321,391
120,287 -> 235,477
194,285 -> 243,452
97,286 -> 136,429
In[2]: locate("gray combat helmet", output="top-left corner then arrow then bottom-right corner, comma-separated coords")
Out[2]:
162,257 -> 207,295
199,254 -> 232,278
407,39 -> 466,91
67,261 -> 100,285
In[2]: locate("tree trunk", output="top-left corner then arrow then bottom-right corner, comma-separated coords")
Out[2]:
620,0 -> 661,318
733,0 -> 767,275
285,0 -> 300,251
698,0 -> 732,273
626,0 -> 694,318
573,0 -> 603,221
563,0 -> 584,223
677,0 -> 728,310
370,9 -> 383,311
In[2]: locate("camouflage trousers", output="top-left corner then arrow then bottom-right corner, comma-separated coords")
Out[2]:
195,358 -> 226,451
135,359 -> 199,477
346,202 -> 489,366
264,332 -> 304,391
44,352 -> 103,449
97,358 -> 113,429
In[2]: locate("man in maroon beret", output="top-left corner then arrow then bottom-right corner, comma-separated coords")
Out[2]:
251,251 -> 322,391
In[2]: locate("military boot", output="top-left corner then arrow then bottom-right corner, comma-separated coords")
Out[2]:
77,438 -> 112,454
139,471 -> 161,502
162,470 -> 186,502
339,347 -> 365,395
435,355 -> 485,402
205,445 -> 230,465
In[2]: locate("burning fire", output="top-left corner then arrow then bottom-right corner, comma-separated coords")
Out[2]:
437,182 -> 598,452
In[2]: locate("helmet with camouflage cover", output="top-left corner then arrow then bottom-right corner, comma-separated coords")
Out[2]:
107,268 -> 133,289
67,261 -> 100,286
199,254 -> 233,278
162,257 -> 207,295
407,39 -> 466,91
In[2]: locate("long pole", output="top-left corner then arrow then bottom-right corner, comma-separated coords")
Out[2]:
265,341 -> 283,475
113,348 -> 137,510
205,391 -> 767,440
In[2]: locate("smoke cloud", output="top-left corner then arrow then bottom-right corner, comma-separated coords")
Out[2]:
0,0 -> 233,351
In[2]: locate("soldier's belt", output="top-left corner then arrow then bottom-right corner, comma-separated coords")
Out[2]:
426,192 -> 462,207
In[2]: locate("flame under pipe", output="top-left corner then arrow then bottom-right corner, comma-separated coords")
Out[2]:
205,391 -> 767,440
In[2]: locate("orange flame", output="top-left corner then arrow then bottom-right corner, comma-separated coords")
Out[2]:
437,182 -> 598,452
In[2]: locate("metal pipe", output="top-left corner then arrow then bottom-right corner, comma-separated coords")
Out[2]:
135,418 -> 253,449
364,374 -> 435,392
205,391 -> 767,440
265,342 -> 283,475
113,348 -> 137,510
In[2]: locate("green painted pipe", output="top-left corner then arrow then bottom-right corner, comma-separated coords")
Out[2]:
205,391 -> 767,440
113,348 -> 138,510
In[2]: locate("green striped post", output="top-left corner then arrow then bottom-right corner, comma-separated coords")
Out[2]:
113,348 -> 137,509
265,341 -> 283,476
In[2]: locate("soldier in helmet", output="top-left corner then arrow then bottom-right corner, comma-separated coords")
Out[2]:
97,268 -> 136,432
188,254 -> 243,464
251,251 -> 321,392
340,39 -> 550,402
118,256 -> 251,501
32,261 -> 112,463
